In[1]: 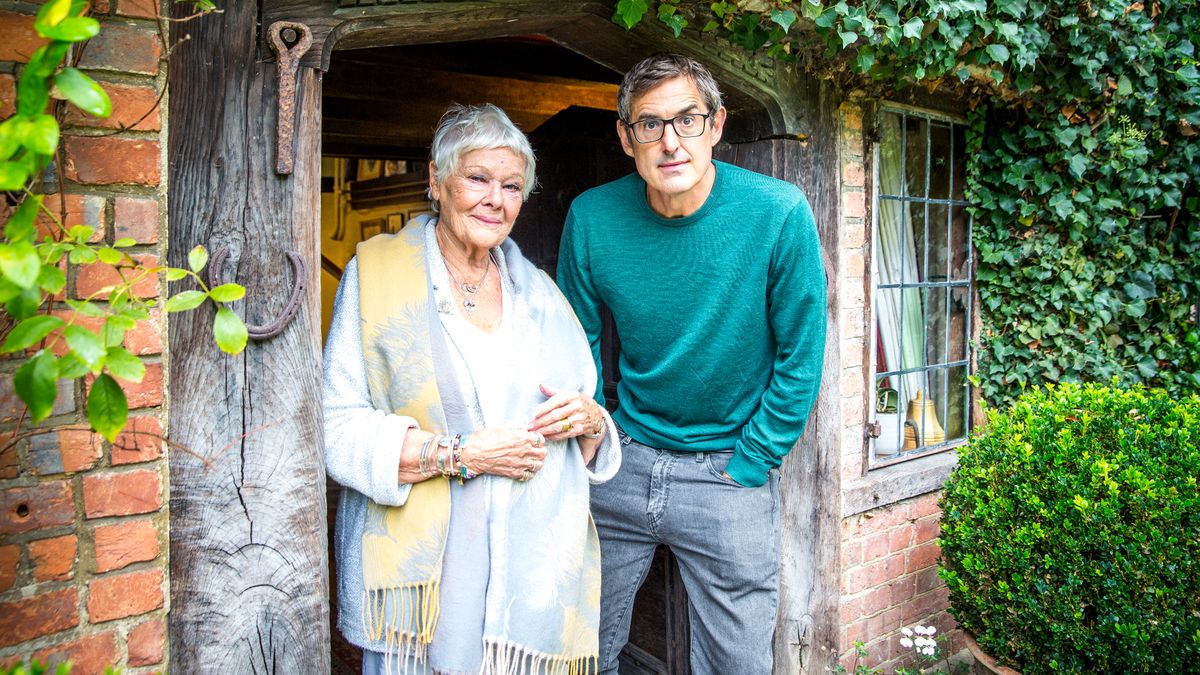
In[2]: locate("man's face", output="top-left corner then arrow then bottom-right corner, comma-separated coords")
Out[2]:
618,76 -> 726,218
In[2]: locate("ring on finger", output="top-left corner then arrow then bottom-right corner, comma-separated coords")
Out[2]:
561,419 -> 572,433
519,469 -> 534,482
534,433 -> 545,447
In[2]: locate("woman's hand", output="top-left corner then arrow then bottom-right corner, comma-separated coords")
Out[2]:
528,384 -> 606,443
459,426 -> 547,481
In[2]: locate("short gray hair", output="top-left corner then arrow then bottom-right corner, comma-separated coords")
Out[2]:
617,53 -> 723,123
429,103 -> 537,201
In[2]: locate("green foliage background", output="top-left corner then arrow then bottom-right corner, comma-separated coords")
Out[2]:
938,383 -> 1200,671
612,0 -> 1200,407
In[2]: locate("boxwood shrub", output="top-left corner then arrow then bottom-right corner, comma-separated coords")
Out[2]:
939,383 -> 1200,673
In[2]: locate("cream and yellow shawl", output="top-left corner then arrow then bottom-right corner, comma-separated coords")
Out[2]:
356,219 -> 602,674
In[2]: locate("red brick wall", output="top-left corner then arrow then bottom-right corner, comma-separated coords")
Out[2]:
0,2 -> 168,673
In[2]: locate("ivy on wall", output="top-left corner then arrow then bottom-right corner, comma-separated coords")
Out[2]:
613,0 -> 1199,406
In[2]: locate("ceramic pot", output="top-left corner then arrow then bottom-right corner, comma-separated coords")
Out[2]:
903,389 -> 945,449
874,412 -> 903,456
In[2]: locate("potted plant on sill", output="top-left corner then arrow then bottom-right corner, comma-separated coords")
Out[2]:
938,383 -> 1200,674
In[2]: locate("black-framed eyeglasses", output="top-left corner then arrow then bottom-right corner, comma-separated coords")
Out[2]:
622,112 -> 712,144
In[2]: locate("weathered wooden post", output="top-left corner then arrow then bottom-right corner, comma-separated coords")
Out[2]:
166,2 -> 328,671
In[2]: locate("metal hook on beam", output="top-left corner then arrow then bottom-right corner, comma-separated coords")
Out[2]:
267,21 -> 313,175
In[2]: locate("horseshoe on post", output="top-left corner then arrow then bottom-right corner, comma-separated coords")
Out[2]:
208,246 -> 308,341
267,21 -> 312,175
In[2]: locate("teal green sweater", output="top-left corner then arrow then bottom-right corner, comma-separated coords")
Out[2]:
557,161 -> 826,487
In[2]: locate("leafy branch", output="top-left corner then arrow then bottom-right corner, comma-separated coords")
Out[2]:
1,0 -> 244,442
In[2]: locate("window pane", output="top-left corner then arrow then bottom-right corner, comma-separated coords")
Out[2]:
879,112 -> 904,196
944,365 -> 969,441
949,285 -> 969,363
875,287 -> 924,374
905,116 -> 928,198
910,201 -> 927,281
924,287 -> 950,365
929,123 -> 952,200
952,125 -> 967,201
950,206 -> 970,280
874,374 -> 904,457
928,203 -> 950,281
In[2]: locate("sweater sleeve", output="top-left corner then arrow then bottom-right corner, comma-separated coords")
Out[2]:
555,207 -> 607,405
725,197 -> 828,487
322,257 -> 420,506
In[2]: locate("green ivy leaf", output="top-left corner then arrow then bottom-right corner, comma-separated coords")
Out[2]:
0,241 -> 42,288
839,29 -> 859,48
14,350 -> 59,423
660,12 -> 687,37
54,68 -> 112,118
187,245 -> 208,274
104,347 -> 145,383
770,9 -> 797,32
1,315 -> 64,353
213,306 -> 248,355
613,0 -> 649,30
164,290 -> 207,312
902,18 -> 925,40
1116,75 -> 1132,96
87,373 -> 128,442
207,283 -> 245,303
986,43 -> 1010,64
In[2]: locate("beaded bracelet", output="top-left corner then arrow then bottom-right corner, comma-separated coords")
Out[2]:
453,433 -> 478,484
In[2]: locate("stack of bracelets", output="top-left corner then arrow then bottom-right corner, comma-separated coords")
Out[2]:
417,433 -> 479,485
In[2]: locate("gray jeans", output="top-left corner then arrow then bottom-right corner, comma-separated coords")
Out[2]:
593,430 -> 781,674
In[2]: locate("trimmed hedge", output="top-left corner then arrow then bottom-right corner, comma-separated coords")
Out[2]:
939,383 -> 1200,673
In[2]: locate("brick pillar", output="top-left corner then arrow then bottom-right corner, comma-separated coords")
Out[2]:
0,2 -> 169,673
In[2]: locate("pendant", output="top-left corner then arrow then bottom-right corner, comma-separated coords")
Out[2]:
462,298 -> 477,313
460,281 -> 480,294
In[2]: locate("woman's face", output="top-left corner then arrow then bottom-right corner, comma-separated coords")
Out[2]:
429,147 -> 527,254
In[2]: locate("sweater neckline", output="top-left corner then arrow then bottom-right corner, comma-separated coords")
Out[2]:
638,160 -> 726,228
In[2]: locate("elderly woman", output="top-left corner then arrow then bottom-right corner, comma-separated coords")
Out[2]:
323,103 -> 620,675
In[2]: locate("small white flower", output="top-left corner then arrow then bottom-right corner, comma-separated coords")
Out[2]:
901,627 -> 914,637
921,646 -> 936,656
900,637 -> 913,648
914,625 -> 935,636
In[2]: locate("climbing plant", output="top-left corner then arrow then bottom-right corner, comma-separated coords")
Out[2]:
0,0 -> 242,442
613,0 -> 1200,406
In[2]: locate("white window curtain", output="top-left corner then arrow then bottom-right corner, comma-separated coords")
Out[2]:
875,114 -> 926,410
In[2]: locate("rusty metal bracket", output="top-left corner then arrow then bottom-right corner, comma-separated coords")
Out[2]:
208,246 -> 307,341
267,21 -> 312,175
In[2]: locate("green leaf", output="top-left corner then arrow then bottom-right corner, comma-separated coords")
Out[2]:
164,290 -> 207,312
1,315 -> 64,353
0,160 -> 32,191
57,351 -> 90,379
23,115 -> 60,155
54,68 -> 112,118
187,245 -> 208,274
165,267 -> 189,281
613,0 -> 649,30
14,350 -> 59,423
207,283 -> 245,303
87,373 -> 128,442
34,0 -> 73,33
986,43 -> 1010,64
113,238 -> 136,248
66,298 -> 107,317
1116,75 -> 1132,96
104,347 -> 145,383
96,247 -> 125,265
41,17 -> 100,43
4,195 -> 42,243
0,117 -> 26,160
37,264 -> 65,294
64,324 -> 105,371
6,285 -> 41,320
0,241 -> 42,288
213,306 -> 248,354
770,9 -> 798,32
902,17 -> 925,40
839,29 -> 859,48
660,12 -> 687,37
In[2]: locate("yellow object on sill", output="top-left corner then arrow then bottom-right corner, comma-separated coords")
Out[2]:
903,389 -> 945,449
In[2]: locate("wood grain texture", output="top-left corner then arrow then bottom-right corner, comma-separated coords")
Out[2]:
167,2 -> 329,672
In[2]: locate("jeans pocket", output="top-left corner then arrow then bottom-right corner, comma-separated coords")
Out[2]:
703,451 -> 739,485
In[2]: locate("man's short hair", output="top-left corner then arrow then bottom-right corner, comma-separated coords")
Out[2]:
617,53 -> 724,122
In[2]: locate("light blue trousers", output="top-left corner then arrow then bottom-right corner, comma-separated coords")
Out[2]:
592,430 -> 782,675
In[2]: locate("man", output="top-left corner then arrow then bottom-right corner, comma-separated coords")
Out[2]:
556,53 -> 827,674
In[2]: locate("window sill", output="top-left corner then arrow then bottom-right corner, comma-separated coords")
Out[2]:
842,450 -> 959,517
